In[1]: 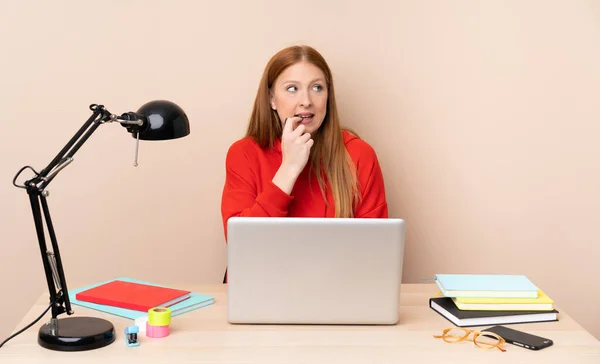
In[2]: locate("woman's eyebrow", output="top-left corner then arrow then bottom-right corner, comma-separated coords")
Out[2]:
282,78 -> 325,84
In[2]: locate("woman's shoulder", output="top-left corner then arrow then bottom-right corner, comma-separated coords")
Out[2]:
228,136 -> 260,151
342,129 -> 378,162
225,136 -> 262,164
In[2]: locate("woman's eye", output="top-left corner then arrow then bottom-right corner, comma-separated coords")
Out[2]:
286,86 -> 297,92
312,84 -> 323,92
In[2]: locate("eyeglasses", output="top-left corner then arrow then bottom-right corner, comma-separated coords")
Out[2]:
434,327 -> 506,352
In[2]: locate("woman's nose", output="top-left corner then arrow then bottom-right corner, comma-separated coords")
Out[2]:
299,91 -> 312,107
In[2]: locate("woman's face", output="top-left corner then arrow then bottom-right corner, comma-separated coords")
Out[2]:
270,61 -> 328,134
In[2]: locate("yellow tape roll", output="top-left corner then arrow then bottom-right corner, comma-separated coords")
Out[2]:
148,307 -> 171,326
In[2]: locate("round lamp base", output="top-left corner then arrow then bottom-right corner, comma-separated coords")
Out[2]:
38,316 -> 115,351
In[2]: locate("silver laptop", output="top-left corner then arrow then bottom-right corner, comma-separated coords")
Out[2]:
226,217 -> 405,325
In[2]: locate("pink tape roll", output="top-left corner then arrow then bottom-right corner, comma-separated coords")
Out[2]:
146,322 -> 170,338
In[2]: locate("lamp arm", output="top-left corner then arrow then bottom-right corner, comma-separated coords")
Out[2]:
14,104 -> 144,321
36,105 -> 108,182
26,189 -> 69,319
31,104 -> 144,190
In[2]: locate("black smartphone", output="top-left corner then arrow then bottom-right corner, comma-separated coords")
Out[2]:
483,325 -> 553,350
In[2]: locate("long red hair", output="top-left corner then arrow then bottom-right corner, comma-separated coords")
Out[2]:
245,45 -> 360,217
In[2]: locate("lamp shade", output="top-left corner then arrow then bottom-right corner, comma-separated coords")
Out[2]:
135,100 -> 190,140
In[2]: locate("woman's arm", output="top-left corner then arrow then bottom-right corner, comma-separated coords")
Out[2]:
351,140 -> 389,218
221,139 -> 294,239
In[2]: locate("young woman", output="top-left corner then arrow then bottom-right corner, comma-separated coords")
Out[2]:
221,45 -> 388,238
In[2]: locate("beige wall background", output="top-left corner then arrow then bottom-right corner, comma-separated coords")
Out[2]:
1,0 -> 599,342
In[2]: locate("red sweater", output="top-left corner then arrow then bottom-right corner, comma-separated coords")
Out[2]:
221,130 -> 388,240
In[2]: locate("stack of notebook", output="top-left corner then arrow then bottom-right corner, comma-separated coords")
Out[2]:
69,277 -> 215,320
429,274 -> 558,327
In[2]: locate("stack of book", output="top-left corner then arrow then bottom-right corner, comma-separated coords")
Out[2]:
429,274 -> 558,327
69,277 -> 214,320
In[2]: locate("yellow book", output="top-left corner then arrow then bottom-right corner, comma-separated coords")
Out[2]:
452,290 -> 554,311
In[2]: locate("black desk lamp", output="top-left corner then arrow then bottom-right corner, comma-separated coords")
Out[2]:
10,100 -> 190,351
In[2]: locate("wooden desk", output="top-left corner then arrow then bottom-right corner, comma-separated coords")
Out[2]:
2,284 -> 599,363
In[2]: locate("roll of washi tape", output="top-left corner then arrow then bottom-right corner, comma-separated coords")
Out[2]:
148,307 -> 171,326
146,322 -> 170,338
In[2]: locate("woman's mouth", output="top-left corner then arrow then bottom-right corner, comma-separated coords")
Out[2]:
295,113 -> 314,124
